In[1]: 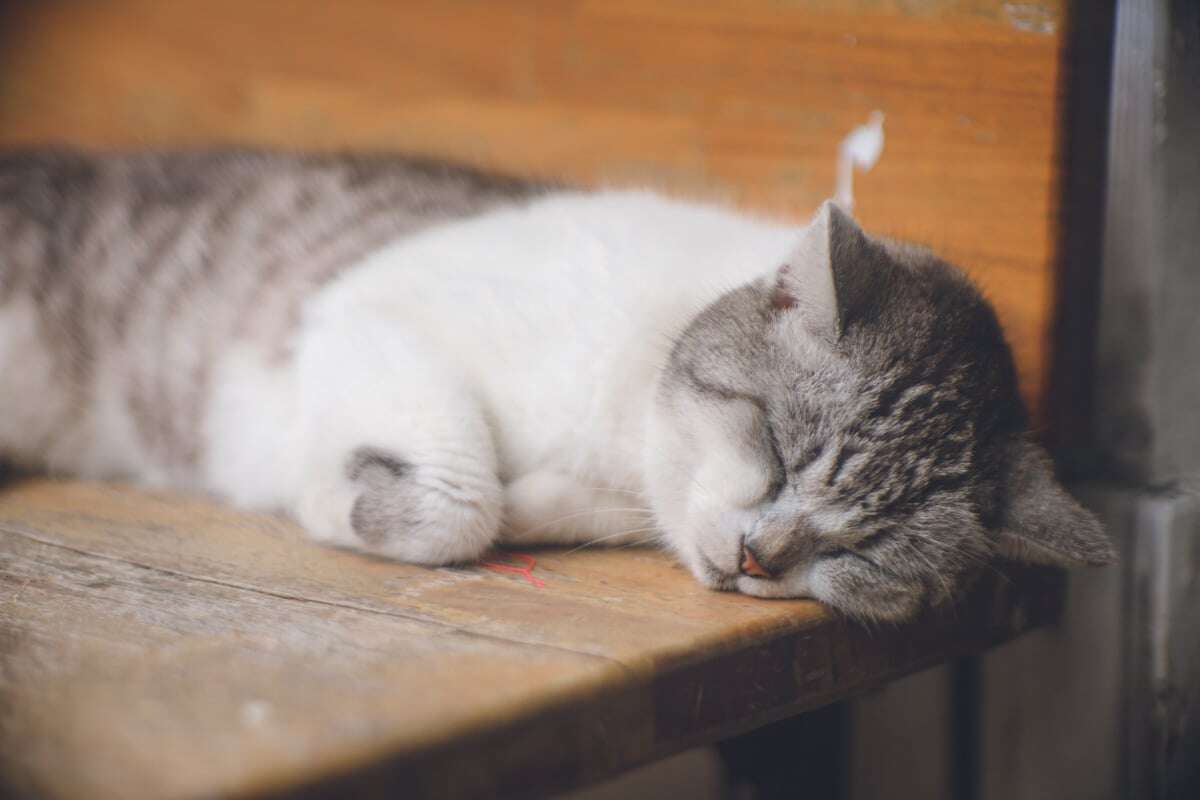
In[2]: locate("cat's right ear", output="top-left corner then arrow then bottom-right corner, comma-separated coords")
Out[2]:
993,439 -> 1117,568
771,200 -> 873,341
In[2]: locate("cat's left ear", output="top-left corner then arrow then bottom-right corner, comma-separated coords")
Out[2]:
993,439 -> 1116,567
771,200 -> 885,341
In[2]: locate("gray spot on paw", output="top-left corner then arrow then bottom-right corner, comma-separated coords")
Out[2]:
351,494 -> 395,546
347,446 -> 414,546
347,447 -> 410,482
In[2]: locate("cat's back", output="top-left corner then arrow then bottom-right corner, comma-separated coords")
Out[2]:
0,147 -> 553,375
0,148 -> 540,324
0,148 -> 542,475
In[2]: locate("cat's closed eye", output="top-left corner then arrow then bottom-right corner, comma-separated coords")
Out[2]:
789,443 -> 824,474
827,443 -> 862,485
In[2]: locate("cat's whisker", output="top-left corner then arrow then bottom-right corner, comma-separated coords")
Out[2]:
510,506 -> 653,541
615,535 -> 665,550
562,525 -> 664,554
608,526 -> 663,538
571,487 -> 645,497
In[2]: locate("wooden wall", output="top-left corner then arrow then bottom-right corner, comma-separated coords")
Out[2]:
0,0 -> 1069,413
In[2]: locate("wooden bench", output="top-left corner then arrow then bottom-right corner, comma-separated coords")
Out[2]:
0,480 -> 1060,799
0,2 -> 1092,797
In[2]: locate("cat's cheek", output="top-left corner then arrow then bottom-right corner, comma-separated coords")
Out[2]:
689,563 -> 734,592
696,456 -> 771,512
664,533 -> 714,583
657,528 -> 731,591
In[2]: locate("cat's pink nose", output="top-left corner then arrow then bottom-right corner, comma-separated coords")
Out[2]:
740,546 -> 771,578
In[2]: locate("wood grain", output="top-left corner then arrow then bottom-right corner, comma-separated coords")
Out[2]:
0,479 -> 1062,799
0,0 -> 1068,414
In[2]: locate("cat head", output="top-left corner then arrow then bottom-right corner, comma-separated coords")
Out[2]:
645,201 -> 1114,622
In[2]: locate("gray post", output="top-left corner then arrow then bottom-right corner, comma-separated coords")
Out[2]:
981,1 -> 1200,798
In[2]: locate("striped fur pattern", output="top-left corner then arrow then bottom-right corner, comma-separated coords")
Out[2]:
0,150 -> 537,480
0,149 -> 1113,622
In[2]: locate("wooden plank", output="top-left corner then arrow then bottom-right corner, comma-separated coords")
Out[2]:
0,0 -> 1067,414
0,479 -> 1062,799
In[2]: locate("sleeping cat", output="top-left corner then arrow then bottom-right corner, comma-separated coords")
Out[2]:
0,149 -> 1114,621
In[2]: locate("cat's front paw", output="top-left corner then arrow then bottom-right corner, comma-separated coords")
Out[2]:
296,446 -> 501,564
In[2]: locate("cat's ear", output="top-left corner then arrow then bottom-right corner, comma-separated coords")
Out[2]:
993,439 -> 1116,567
772,200 -> 877,341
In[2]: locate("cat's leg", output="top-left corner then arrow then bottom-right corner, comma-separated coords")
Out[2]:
291,311 -> 502,564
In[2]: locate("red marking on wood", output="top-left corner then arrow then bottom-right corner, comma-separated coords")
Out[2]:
482,552 -> 545,588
